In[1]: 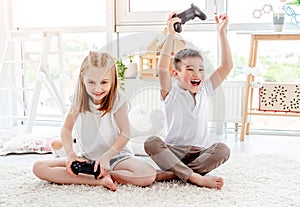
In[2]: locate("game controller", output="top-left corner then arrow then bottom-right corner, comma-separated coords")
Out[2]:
71,160 -> 101,179
172,4 -> 207,33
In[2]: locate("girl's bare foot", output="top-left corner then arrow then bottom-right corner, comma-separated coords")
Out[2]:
156,170 -> 176,182
101,174 -> 117,191
189,172 -> 224,190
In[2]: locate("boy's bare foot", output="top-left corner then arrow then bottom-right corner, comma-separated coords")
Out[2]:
156,170 -> 176,182
101,174 -> 117,191
189,172 -> 224,190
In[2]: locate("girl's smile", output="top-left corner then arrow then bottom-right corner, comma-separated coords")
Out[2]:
83,66 -> 112,104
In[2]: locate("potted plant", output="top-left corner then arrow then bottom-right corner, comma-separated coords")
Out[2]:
116,58 -> 127,90
270,1 -> 287,32
125,54 -> 138,78
286,0 -> 300,5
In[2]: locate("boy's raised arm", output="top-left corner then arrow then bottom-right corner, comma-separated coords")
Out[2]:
210,14 -> 233,90
158,13 -> 181,100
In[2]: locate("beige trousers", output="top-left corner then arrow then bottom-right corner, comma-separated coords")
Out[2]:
144,136 -> 230,182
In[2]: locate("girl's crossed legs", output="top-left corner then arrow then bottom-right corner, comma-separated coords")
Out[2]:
111,157 -> 156,187
32,156 -> 156,191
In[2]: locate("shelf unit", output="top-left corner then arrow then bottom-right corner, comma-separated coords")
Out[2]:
240,33 -> 300,141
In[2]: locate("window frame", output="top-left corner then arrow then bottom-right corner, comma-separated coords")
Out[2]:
115,0 -> 224,32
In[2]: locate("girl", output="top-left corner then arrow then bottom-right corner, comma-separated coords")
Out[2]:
33,51 -> 156,191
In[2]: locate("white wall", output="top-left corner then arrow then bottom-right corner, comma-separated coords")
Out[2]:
0,0 -> 10,128
0,0 -> 6,55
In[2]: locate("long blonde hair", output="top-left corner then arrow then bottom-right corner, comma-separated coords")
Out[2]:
72,51 -> 118,116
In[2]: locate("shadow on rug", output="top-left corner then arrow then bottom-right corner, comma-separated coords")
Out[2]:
1,153 -> 300,207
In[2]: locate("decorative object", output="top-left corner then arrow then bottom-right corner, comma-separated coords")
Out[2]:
116,58 -> 127,90
284,5 -> 300,24
139,28 -> 186,78
259,83 -> 300,113
273,12 -> 285,32
124,54 -> 138,79
281,0 -> 300,25
252,1 -> 300,26
252,4 -> 273,19
251,1 -> 290,32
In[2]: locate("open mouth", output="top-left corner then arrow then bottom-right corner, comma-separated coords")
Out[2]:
191,80 -> 201,86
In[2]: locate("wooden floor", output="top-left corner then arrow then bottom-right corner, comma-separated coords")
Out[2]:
1,129 -> 300,165
225,132 -> 300,162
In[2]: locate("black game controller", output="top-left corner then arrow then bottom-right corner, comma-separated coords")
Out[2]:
71,160 -> 101,179
172,4 -> 207,33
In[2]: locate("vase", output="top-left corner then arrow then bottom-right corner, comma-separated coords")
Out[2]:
273,13 -> 285,32
125,62 -> 138,78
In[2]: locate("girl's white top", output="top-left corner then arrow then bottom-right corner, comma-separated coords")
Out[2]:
74,92 -> 133,160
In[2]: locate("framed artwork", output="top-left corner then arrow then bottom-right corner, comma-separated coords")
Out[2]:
259,83 -> 300,113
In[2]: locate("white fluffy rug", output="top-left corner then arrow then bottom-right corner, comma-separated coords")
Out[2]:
1,153 -> 300,207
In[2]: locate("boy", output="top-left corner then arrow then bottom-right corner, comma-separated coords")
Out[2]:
144,13 -> 233,190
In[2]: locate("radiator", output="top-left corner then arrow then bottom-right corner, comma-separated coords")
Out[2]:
126,79 -> 246,129
126,80 -> 163,113
211,80 -> 246,124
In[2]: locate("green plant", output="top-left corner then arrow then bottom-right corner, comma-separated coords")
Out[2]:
128,54 -> 134,63
116,58 -> 127,90
286,0 -> 300,5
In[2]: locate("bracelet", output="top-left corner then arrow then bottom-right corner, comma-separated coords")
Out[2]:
167,33 -> 175,38
160,52 -> 172,56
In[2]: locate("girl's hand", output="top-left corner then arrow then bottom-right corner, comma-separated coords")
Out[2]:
215,14 -> 229,33
65,152 -> 85,176
95,156 -> 111,179
167,12 -> 181,35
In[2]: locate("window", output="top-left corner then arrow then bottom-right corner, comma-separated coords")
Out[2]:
115,0 -> 224,32
0,0 -> 109,129
12,0 -> 106,28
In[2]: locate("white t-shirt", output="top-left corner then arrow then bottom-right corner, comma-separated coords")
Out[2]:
163,79 -> 215,147
74,92 -> 134,161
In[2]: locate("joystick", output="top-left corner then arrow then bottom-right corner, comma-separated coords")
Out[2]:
71,160 -> 100,179
172,4 -> 207,33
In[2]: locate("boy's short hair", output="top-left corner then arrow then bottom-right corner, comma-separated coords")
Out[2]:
173,48 -> 203,71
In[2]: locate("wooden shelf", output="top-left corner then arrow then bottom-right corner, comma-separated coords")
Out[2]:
240,33 -> 300,141
248,110 -> 300,117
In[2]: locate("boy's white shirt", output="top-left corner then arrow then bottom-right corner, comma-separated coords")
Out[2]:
74,92 -> 133,160
163,79 -> 215,147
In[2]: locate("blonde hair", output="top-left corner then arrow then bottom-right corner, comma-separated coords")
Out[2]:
72,51 -> 118,116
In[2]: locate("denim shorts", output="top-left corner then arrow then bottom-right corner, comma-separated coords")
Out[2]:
81,155 -> 131,171
109,155 -> 131,170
